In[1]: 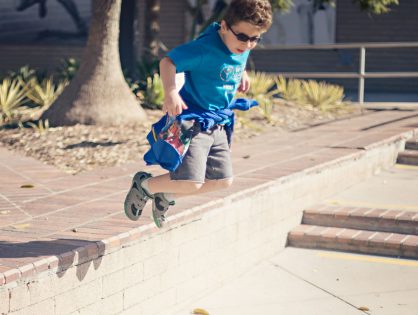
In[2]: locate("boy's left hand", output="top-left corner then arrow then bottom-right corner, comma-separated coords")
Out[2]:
238,71 -> 250,93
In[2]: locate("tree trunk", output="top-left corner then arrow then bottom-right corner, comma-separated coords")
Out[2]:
42,0 -> 147,126
143,0 -> 160,63
119,0 -> 136,76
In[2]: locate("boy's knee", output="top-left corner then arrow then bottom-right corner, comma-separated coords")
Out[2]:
216,177 -> 233,189
177,181 -> 204,193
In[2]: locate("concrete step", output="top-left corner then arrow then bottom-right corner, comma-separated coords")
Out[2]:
302,208 -> 418,235
405,139 -> 418,151
397,150 -> 418,165
287,224 -> 418,259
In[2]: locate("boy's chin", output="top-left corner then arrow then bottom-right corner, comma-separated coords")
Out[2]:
229,47 -> 246,54
226,45 -> 246,54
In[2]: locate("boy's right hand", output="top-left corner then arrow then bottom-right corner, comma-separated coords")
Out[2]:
163,90 -> 188,116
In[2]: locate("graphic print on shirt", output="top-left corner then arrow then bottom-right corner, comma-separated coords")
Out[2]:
220,64 -> 245,92
220,65 -> 245,82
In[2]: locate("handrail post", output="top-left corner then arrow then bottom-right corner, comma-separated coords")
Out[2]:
358,46 -> 366,104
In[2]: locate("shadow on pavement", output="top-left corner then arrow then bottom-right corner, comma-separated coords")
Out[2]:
0,238 -> 106,281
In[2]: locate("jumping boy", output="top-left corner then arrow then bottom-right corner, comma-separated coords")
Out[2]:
124,0 -> 273,228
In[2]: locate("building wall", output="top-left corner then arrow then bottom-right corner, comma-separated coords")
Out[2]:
159,0 -> 188,50
335,0 -> 418,93
0,0 -> 417,95
336,0 -> 418,43
134,0 -> 187,58
251,0 -> 418,94
0,0 -> 187,75
0,0 -> 89,75
0,0 -> 90,44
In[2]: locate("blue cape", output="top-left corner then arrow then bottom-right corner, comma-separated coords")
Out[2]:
144,98 -> 258,171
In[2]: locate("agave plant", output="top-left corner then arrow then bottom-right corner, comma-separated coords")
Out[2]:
275,76 -> 345,111
275,76 -> 305,104
27,119 -> 50,133
246,71 -> 276,98
236,71 -> 278,122
301,80 -> 345,111
0,77 -> 30,124
7,65 -> 38,83
27,77 -> 68,109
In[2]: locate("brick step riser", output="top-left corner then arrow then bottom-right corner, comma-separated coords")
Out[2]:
396,156 -> 418,166
287,236 -> 418,259
405,141 -> 418,151
303,213 -> 418,235
397,151 -> 418,166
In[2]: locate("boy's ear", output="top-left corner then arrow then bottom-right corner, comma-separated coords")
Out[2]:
220,20 -> 227,31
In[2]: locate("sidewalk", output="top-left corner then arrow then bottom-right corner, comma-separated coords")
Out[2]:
1,108 -> 418,314
173,246 -> 418,315
173,165 -> 418,315
325,164 -> 418,212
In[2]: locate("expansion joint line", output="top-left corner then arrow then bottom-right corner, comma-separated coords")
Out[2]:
271,262 -> 370,314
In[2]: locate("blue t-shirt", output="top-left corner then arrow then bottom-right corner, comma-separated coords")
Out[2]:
167,23 -> 250,111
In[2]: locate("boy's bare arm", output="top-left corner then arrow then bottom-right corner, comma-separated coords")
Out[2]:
159,57 -> 188,116
238,70 -> 251,93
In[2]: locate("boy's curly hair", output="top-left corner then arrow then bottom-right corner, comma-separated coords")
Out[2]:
223,0 -> 273,31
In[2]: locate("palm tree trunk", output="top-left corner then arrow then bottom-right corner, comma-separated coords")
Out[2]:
42,0 -> 147,126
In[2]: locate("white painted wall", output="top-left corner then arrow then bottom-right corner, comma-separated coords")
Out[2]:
263,0 -> 336,46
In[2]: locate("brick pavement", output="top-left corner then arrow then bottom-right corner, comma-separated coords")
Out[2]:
1,109 -> 418,287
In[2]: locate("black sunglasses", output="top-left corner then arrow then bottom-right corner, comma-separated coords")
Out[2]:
226,22 -> 261,43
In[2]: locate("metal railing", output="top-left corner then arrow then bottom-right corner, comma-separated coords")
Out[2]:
258,42 -> 418,104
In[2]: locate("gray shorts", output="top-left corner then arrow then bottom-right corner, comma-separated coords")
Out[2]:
170,124 -> 233,183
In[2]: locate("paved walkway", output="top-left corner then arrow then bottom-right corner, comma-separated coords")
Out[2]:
1,108 -> 418,286
325,164 -> 418,212
174,246 -> 418,315
173,164 -> 418,315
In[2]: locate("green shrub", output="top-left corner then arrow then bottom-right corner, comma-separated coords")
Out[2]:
58,58 -> 79,81
124,73 -> 141,95
137,73 -> 164,109
7,65 -> 39,83
136,57 -> 160,88
270,0 -> 294,12
354,0 -> 399,14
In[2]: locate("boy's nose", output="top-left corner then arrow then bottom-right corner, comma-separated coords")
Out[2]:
246,40 -> 254,49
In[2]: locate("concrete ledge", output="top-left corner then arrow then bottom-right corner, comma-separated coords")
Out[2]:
0,129 -> 412,315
